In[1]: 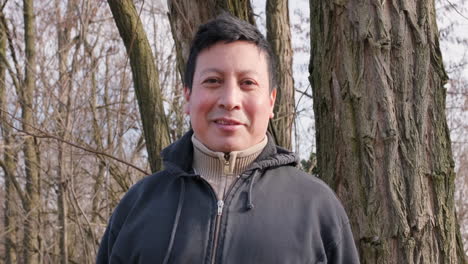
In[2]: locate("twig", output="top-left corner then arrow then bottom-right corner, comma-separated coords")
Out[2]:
0,108 -> 150,175
0,0 -> 8,13
0,13 -> 24,93
295,88 -> 313,99
445,0 -> 468,20
0,159 -> 27,207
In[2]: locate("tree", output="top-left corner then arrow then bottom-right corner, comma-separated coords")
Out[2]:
0,9 -> 18,264
21,0 -> 41,262
266,0 -> 295,149
0,0 -> 167,261
309,0 -> 466,262
167,0 -> 255,79
54,0 -> 76,262
107,0 -> 171,173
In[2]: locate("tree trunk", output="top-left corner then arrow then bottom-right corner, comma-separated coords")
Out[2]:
167,0 -> 255,81
1,151 -> 18,264
0,15 -> 18,264
54,0 -> 75,262
22,0 -> 40,263
309,0 -> 466,263
107,0 -> 170,173
266,0 -> 294,149
89,43 -> 104,223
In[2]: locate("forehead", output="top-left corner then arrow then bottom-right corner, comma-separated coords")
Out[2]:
194,41 -> 268,74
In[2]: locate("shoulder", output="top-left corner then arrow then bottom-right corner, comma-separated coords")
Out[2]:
119,169 -> 172,203
264,165 -> 351,236
266,166 -> 340,204
107,169 -> 175,232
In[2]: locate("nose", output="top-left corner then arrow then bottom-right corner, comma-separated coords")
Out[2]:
218,79 -> 241,111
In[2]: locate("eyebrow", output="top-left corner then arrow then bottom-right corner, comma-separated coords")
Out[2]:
198,68 -> 259,77
199,68 -> 222,76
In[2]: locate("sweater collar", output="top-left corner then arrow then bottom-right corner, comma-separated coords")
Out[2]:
191,135 -> 267,177
161,130 -> 298,175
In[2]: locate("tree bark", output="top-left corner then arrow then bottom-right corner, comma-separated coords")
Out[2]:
107,0 -> 170,173
167,0 -> 255,81
54,0 -> 75,262
266,0 -> 295,149
309,0 -> 466,263
89,42 -> 104,224
1,151 -> 18,264
21,0 -> 41,263
0,14 -> 18,264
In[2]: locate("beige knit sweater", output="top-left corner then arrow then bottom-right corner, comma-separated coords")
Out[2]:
191,135 -> 267,201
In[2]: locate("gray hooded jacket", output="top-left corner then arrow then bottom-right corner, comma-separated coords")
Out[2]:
97,131 -> 360,263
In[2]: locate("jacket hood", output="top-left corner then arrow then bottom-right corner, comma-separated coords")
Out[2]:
161,130 -> 299,175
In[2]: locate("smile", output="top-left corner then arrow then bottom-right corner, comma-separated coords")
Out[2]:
213,118 -> 243,126
215,120 -> 240,125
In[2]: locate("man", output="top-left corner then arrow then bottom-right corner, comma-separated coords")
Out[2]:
97,13 -> 359,263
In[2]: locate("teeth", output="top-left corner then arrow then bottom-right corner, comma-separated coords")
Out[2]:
217,120 -> 236,125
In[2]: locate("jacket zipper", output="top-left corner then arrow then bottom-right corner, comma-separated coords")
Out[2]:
210,153 -> 231,264
210,200 -> 224,264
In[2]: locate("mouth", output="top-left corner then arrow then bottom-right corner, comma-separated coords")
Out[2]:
213,118 -> 243,126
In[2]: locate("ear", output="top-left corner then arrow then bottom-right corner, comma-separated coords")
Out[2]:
183,86 -> 191,115
269,88 -> 277,118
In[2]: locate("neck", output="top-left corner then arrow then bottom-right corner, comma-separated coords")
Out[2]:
191,135 -> 267,199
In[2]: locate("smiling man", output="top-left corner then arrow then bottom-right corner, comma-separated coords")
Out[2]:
97,13 -> 359,264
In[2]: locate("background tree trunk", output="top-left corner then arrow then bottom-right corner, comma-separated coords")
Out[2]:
309,0 -> 466,263
107,0 -> 170,173
167,0 -> 255,80
266,0 -> 294,149
21,0 -> 41,263
0,13 -> 18,264
54,0 -> 76,262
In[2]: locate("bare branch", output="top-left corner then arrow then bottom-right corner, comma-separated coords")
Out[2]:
0,108 -> 150,175
295,88 -> 313,99
0,159 -> 27,207
0,13 -> 23,93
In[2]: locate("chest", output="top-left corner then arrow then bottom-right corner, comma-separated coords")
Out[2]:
109,178 -> 326,264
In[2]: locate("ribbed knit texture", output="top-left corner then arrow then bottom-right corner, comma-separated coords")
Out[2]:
192,135 -> 267,200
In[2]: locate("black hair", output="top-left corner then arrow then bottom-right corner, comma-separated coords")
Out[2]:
184,12 -> 277,92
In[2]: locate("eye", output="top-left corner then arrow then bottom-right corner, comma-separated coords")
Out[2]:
204,78 -> 219,84
240,79 -> 258,89
202,78 -> 222,87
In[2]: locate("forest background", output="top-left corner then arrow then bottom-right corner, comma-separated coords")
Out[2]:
0,0 -> 467,263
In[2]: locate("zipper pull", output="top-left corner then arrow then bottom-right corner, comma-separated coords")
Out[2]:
223,153 -> 230,175
217,200 -> 224,216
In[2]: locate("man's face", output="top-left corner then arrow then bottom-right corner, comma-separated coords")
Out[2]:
184,41 -> 276,152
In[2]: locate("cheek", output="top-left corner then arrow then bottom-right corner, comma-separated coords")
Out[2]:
188,93 -> 214,117
247,100 -> 271,121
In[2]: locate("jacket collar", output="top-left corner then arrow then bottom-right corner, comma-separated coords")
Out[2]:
161,130 -> 299,175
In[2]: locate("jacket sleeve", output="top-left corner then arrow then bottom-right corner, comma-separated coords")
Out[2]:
96,219 -> 116,264
325,220 -> 360,264
96,179 -> 145,263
